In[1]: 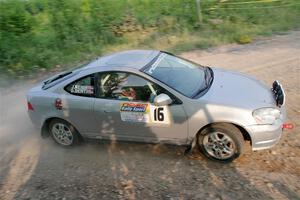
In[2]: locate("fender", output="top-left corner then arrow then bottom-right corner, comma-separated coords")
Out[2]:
40,115 -> 79,138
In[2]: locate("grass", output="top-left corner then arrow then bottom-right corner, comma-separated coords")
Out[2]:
0,0 -> 299,80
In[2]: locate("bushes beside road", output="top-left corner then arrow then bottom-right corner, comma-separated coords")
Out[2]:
0,0 -> 299,76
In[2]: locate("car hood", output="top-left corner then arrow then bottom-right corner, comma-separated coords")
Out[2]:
200,67 -> 276,109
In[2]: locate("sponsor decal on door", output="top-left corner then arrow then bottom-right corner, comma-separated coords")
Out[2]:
120,102 -> 150,123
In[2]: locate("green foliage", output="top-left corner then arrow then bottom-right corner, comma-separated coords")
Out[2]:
0,0 -> 299,76
236,35 -> 252,44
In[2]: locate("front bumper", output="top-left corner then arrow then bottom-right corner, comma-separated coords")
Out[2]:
246,102 -> 286,151
246,121 -> 283,151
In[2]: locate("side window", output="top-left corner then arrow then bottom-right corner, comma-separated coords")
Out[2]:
65,74 -> 95,97
96,72 -> 166,102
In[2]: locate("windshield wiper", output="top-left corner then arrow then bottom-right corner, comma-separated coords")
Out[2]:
192,67 -> 213,98
204,67 -> 213,86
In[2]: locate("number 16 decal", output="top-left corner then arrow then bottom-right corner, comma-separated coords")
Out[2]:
153,107 -> 164,121
150,105 -> 170,125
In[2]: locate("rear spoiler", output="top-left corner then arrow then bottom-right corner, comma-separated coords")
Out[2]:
42,71 -> 78,90
272,80 -> 285,107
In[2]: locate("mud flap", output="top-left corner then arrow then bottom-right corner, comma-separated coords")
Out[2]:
41,123 -> 50,138
184,138 -> 197,155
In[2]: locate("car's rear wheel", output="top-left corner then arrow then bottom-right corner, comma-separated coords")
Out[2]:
49,119 -> 80,146
198,123 -> 244,162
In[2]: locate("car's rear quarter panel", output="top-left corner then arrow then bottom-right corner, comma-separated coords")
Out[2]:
27,89 -> 57,127
57,92 -> 98,136
27,82 -> 99,137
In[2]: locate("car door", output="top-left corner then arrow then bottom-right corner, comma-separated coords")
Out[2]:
93,71 -> 188,143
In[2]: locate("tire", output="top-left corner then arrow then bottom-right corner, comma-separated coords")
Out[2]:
197,123 -> 244,162
49,119 -> 80,146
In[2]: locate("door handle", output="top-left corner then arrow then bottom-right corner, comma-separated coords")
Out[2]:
104,110 -> 111,113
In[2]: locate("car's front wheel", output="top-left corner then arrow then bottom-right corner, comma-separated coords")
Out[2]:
49,119 -> 80,146
198,123 -> 244,162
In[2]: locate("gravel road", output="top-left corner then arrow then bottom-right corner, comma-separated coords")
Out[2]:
0,31 -> 299,200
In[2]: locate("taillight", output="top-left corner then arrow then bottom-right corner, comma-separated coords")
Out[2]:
55,98 -> 62,110
27,102 -> 34,111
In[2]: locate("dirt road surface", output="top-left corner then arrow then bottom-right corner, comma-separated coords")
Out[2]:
0,31 -> 299,200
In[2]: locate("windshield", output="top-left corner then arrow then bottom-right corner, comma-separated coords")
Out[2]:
143,53 -> 212,98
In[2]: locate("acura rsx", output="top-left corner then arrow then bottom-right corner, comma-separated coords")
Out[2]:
27,50 -> 286,162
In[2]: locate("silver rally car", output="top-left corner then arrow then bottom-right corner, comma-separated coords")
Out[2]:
27,50 -> 286,162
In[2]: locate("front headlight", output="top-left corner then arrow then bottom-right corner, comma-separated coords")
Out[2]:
253,107 -> 281,125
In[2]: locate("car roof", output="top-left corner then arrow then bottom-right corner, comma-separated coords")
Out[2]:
82,50 -> 160,70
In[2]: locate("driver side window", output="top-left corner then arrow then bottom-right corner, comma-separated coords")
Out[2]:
96,72 -> 166,102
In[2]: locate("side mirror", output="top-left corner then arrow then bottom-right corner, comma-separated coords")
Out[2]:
153,93 -> 173,106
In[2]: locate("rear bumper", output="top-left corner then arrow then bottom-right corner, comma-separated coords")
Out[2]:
27,111 -> 42,128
